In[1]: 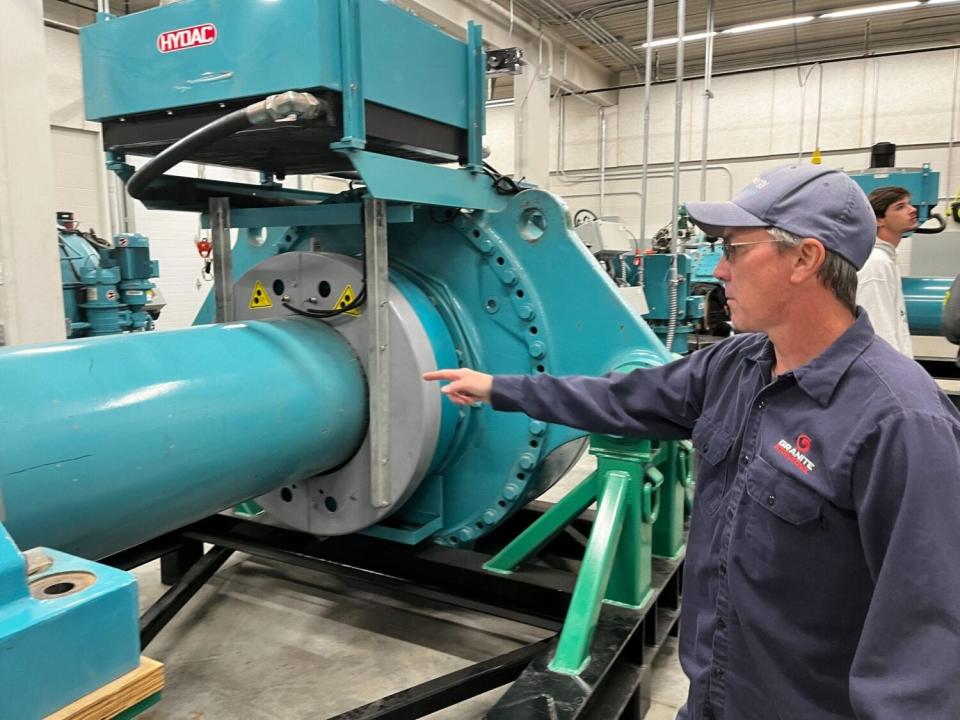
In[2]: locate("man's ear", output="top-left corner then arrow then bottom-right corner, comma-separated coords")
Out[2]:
791,238 -> 826,283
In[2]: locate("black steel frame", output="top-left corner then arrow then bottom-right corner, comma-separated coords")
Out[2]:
103,503 -> 684,720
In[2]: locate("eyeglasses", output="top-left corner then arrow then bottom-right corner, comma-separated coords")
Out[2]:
719,238 -> 780,262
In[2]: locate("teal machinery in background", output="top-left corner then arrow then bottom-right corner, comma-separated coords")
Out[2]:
629,152 -> 955,348
0,1 -> 683,716
577,209 -> 724,353
57,211 -> 163,338
849,144 -> 953,336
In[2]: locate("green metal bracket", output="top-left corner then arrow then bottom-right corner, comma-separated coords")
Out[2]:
483,433 -> 670,676
652,440 -> 692,560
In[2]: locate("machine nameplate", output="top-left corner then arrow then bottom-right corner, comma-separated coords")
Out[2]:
157,23 -> 218,54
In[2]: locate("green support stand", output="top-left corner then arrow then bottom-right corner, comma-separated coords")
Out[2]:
652,439 -> 693,560
484,434 -> 665,675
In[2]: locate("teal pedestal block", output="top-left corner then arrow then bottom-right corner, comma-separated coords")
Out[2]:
0,525 -> 140,720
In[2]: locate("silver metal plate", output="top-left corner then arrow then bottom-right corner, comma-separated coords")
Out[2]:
233,252 -> 441,535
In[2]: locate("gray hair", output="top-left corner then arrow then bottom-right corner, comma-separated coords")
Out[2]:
766,227 -> 858,314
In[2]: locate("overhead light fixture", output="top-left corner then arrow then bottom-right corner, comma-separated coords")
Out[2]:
722,16 -> 815,34
820,1 -> 921,18
639,31 -> 716,49
635,1 -> 939,51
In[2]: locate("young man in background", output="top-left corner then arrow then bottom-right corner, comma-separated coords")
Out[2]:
857,186 -> 918,356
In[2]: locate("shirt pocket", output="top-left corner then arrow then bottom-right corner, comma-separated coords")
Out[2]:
691,416 -> 735,516
744,454 -> 824,564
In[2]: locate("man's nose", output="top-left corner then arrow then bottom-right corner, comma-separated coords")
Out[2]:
714,256 -> 731,282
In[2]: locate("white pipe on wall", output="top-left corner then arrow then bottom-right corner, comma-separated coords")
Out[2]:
699,0 -> 714,201
599,107 -> 607,217
639,0 -> 655,246
946,49 -> 959,200
666,0 -> 686,353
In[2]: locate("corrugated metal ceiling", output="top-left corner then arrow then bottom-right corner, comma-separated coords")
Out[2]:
501,0 -> 960,79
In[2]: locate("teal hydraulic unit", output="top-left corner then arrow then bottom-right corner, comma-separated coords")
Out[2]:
577,210 -> 714,353
0,1 -> 686,714
58,211 -> 162,337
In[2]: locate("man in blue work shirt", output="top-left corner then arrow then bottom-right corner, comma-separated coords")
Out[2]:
424,164 -> 960,719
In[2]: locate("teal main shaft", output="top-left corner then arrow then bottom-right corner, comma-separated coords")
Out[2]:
0,317 -> 367,559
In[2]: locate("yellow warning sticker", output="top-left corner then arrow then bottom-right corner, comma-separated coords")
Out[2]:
248,280 -> 273,309
335,284 -> 362,317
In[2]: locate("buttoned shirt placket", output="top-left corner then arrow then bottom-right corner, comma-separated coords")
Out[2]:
706,366 -> 775,718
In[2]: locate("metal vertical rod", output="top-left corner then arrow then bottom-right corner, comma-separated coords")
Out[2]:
336,0 -> 366,149
209,198 -> 233,323
869,58 -> 880,147
815,64 -> 824,153
671,0 -> 686,255
945,49 -> 960,201
665,0 -> 685,353
599,107 -> 607,218
107,171 -> 123,236
466,22 -> 485,171
699,0 -> 714,201
798,81 -> 807,163
639,0 -> 654,250
365,197 -> 391,508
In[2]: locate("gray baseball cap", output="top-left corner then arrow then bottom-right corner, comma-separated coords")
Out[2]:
685,164 -> 876,269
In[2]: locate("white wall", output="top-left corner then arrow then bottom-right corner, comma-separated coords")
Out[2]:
44,7 -> 109,235
483,48 -> 960,268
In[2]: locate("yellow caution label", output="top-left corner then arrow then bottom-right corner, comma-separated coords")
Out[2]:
335,284 -> 361,317
248,280 -> 273,309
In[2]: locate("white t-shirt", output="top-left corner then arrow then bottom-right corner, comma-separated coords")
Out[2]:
856,239 -> 913,357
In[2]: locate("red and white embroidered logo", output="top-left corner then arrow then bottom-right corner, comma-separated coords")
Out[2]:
157,23 -> 217,53
774,434 -> 815,474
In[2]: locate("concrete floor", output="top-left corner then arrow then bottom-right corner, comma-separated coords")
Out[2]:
137,453 -> 689,720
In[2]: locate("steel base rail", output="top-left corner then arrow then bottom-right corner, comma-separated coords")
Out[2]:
105,508 -> 685,719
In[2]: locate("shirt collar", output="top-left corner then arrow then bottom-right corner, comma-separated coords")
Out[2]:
743,311 -> 876,406
874,238 -> 897,258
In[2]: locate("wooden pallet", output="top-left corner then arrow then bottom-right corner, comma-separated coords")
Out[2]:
46,657 -> 164,720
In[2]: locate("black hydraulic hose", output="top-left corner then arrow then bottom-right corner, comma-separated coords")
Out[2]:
125,91 -> 325,201
126,108 -> 251,200
913,213 -> 947,234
